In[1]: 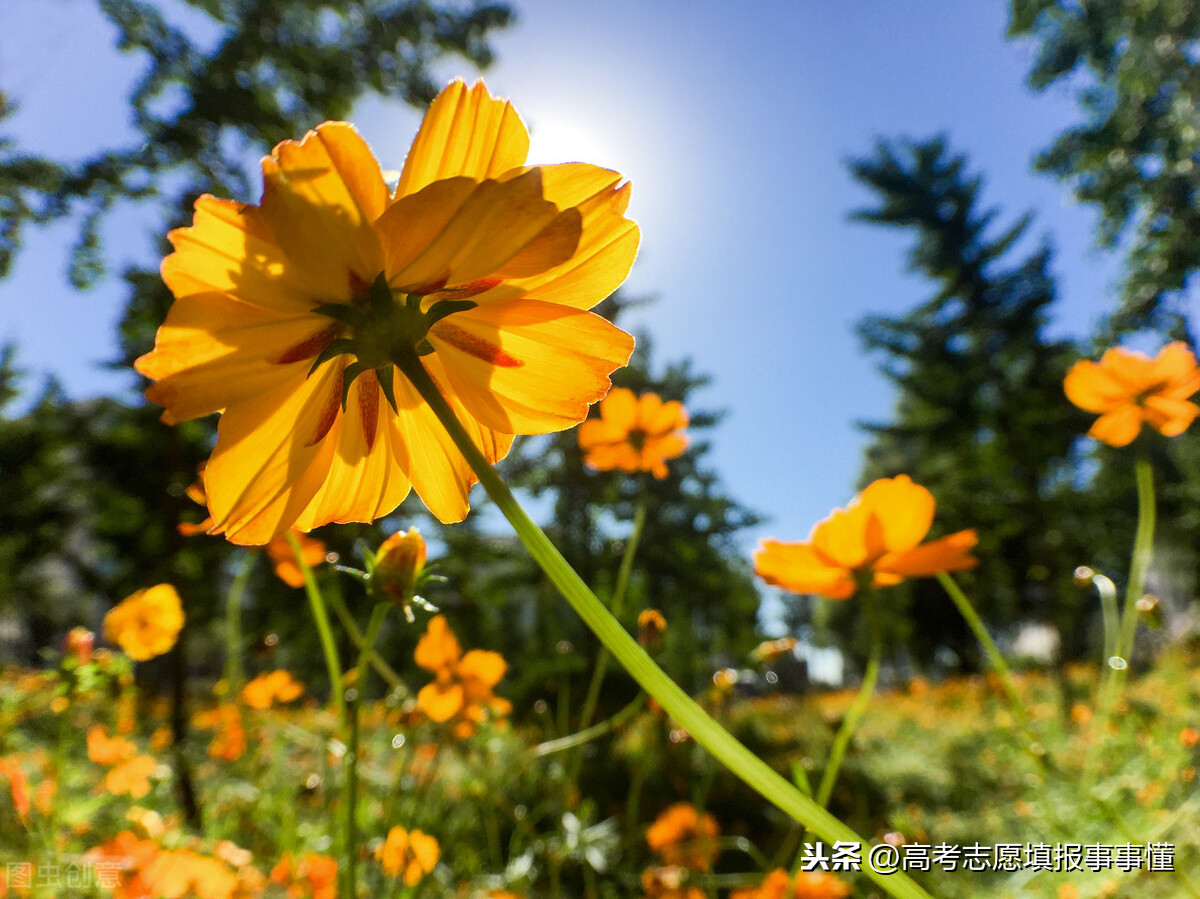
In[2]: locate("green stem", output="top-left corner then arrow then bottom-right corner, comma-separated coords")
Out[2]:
327,588 -> 409,695
391,351 -> 932,899
937,572 -> 1029,727
534,694 -> 646,756
223,551 -> 254,693
577,502 -> 647,733
1091,572 -> 1119,662
344,603 -> 389,898
1087,455 -> 1156,780
814,613 -> 881,810
288,531 -> 344,720
1110,456 -> 1156,693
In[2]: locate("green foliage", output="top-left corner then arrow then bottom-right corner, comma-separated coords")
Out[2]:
1009,0 -> 1200,337
836,137 -> 1096,668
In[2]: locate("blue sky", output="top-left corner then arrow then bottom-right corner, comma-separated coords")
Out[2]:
1,0 -> 1120,556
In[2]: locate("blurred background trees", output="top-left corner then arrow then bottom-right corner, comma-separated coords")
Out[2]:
1,0 -> 1198,699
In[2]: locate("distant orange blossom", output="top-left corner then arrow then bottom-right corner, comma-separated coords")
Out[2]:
754,475 -> 977,600
1064,342 -> 1200,447
137,79 -> 637,544
577,388 -> 688,479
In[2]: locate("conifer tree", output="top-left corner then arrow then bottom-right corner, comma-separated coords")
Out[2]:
833,137 -> 1095,669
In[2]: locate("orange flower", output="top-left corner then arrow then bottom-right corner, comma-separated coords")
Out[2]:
103,584 -> 184,661
376,825 -> 440,886
1181,726 -> 1200,748
88,831 -> 161,899
0,758 -> 30,821
264,532 -> 328,588
414,615 -> 509,737
88,726 -> 137,766
241,670 -> 304,709
754,475 -> 977,600
181,467 -> 327,585
270,853 -> 337,899
749,637 -> 797,664
193,705 -> 247,761
642,865 -> 705,899
1064,341 -> 1200,446
137,79 -> 638,545
645,803 -> 720,872
638,608 -> 667,649
730,869 -> 851,899
578,388 -> 689,479
105,756 -> 157,799
141,849 -> 240,899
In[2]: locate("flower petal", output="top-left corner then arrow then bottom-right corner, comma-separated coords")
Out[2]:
753,540 -> 857,600
459,650 -> 506,687
429,299 -> 634,433
1088,406 -> 1143,447
292,371 -> 414,531
386,357 -> 514,524
875,529 -> 978,578
136,293 -> 325,424
417,682 -> 463,723
414,616 -> 461,672
396,80 -> 530,197
203,365 -> 346,545
490,163 -> 640,310
161,196 -> 317,313
857,475 -> 935,556
1142,395 -> 1199,437
260,122 -> 387,297
1151,341 -> 1200,400
1063,359 -> 1131,413
378,170 -> 580,292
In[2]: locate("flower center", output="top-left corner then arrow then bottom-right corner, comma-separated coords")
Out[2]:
627,428 -> 647,451
307,273 -> 478,412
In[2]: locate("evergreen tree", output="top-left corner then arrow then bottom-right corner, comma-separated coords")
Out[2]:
832,137 -> 1095,669
1009,0 -> 1200,338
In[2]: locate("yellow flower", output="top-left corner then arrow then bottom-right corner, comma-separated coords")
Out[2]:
137,79 -> 638,545
638,609 -> 667,649
373,527 -> 427,605
645,803 -> 720,871
1064,342 -> 1200,446
578,388 -> 689,479
241,670 -> 304,709
376,825 -> 440,886
87,726 -> 136,766
103,585 -> 184,661
414,615 -> 509,737
754,475 -> 977,600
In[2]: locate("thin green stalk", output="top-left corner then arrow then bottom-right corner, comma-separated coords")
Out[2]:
327,588 -> 409,695
813,628 -> 881,810
344,603 -> 389,897
223,551 -> 254,693
577,502 -> 647,733
1091,572 -> 1119,662
288,531 -> 344,720
1087,456 -> 1156,782
533,694 -> 646,756
1109,456 -> 1156,696
392,351 -> 932,899
937,572 -> 1029,727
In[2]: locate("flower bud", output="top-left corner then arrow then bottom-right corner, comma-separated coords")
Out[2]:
373,528 -> 426,606
64,627 -> 94,665
637,609 -> 666,650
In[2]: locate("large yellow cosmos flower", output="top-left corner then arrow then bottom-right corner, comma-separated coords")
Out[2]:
136,80 -> 638,544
